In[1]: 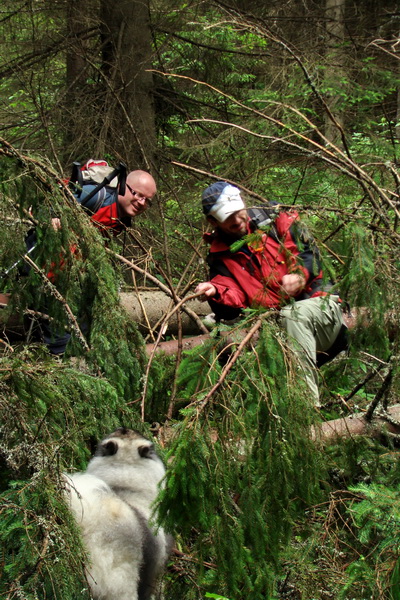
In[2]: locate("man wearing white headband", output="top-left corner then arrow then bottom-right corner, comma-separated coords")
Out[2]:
196,181 -> 347,406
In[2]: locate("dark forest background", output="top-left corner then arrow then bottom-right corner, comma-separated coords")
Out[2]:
1,2 -> 400,599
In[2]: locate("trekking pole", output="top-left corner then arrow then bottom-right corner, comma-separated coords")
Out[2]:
2,244 -> 37,278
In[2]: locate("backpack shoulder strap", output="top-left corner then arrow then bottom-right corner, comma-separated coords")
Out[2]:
248,204 -> 279,230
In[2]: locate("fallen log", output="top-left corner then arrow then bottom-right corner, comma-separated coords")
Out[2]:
144,310 -> 361,357
1,290 -> 210,338
1,291 -> 395,354
154,405 -> 400,447
119,291 -> 209,335
145,333 -> 212,356
311,404 -> 400,442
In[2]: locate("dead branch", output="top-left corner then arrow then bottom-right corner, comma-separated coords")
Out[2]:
365,359 -> 394,421
108,249 -> 208,334
158,72 -> 399,238
140,291 -> 205,421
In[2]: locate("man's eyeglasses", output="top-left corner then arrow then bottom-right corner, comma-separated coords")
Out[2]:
126,183 -> 152,207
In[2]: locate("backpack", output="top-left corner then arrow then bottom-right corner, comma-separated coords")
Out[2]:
69,159 -> 127,214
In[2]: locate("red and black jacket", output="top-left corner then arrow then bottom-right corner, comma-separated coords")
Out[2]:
89,201 -> 131,236
205,205 -> 328,321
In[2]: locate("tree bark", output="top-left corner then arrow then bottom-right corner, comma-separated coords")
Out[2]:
324,0 -> 346,144
63,0 -> 95,159
65,2 -> 91,107
311,404 -> 400,442
99,0 -> 157,169
119,291 -> 210,335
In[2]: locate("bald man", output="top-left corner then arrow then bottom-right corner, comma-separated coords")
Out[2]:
38,170 -> 157,355
89,169 -> 157,234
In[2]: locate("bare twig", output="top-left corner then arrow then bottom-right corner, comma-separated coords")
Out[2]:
157,72 -> 399,237
365,359 -> 394,421
131,269 -> 155,342
344,359 -> 389,403
107,249 -> 208,334
0,338 -> 14,352
140,291 -> 205,421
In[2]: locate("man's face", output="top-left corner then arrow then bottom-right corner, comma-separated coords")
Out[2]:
117,174 -> 156,218
214,209 -> 248,238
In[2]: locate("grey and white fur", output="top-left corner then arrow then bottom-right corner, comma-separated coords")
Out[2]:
64,427 -> 172,600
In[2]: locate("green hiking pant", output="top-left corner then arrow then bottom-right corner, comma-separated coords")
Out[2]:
280,296 -> 345,406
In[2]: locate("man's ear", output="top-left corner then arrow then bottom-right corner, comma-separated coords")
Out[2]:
207,215 -> 218,226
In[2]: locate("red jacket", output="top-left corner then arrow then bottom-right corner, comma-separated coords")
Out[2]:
205,206 -> 327,319
90,201 -> 130,235
47,199 -> 127,282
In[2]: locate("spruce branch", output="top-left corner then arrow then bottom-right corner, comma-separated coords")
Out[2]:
23,255 -> 90,353
0,137 -> 64,187
188,317 -> 264,418
140,291 -> 205,421
0,137 -> 81,209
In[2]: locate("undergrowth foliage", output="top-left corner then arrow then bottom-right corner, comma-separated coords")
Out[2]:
0,145 -> 146,401
0,350 -> 133,599
339,483 -> 400,599
158,318 -> 325,599
0,145 -> 149,598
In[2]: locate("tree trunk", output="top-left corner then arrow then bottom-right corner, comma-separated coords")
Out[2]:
64,0 -> 94,158
324,0 -> 346,144
99,0 -> 157,169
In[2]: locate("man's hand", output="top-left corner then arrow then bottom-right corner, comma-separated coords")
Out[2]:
51,218 -> 62,231
281,273 -> 306,297
195,281 -> 217,301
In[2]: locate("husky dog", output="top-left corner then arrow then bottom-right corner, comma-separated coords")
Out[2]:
64,427 -> 172,600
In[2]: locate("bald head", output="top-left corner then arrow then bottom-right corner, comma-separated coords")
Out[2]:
118,170 -> 157,218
